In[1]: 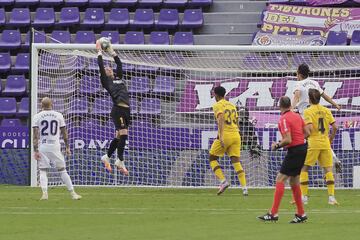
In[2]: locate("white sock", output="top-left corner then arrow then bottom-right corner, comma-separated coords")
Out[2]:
39,170 -> 48,193
60,170 -> 74,192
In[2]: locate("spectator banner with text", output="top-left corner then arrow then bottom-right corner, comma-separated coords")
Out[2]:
252,32 -> 326,45
262,4 -> 360,37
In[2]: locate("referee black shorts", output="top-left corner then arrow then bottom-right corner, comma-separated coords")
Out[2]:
111,105 -> 131,130
280,143 -> 307,177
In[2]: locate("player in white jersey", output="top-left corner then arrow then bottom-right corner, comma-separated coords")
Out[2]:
32,97 -> 81,200
292,63 -> 341,116
291,64 -> 342,203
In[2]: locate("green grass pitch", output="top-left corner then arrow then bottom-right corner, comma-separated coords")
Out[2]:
0,186 -> 359,240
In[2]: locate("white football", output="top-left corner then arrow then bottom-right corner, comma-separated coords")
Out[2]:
99,37 -> 111,51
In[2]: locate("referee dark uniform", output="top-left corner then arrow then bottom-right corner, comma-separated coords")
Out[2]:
258,96 -> 309,223
96,40 -> 129,175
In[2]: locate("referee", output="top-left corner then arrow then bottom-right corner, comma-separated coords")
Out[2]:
258,96 -> 309,223
96,40 -> 129,175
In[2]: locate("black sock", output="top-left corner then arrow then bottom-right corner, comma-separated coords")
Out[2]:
107,138 -> 119,158
117,135 -> 128,161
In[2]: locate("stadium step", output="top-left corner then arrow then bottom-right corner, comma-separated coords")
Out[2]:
203,12 -> 261,24
211,1 -> 267,13
196,23 -> 258,34
194,34 -> 254,45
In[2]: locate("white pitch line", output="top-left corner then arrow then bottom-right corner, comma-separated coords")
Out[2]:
0,212 -> 143,215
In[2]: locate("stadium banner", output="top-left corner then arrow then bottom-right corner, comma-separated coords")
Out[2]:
252,32 -> 326,45
262,4 -> 360,37
0,126 -> 29,149
177,77 -> 360,112
305,0 -> 349,6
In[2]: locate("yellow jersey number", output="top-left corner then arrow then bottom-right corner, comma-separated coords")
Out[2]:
224,109 -> 237,125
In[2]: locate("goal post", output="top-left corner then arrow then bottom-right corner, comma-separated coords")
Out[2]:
31,44 -> 360,188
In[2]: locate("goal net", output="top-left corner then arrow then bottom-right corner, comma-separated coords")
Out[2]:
31,44 -> 360,188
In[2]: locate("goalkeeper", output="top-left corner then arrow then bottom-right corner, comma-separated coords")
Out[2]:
96,39 -> 129,176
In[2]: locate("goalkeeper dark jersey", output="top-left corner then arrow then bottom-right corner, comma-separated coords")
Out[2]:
97,55 -> 129,106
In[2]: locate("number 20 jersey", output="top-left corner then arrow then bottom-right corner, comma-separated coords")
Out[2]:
212,99 -> 239,133
32,110 -> 66,151
304,104 -> 335,150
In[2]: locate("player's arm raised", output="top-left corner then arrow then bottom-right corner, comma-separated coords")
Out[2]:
60,127 -> 71,156
321,93 -> 341,111
107,43 -> 123,79
96,40 -> 106,78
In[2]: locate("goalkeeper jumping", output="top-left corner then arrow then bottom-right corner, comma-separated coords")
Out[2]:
96,39 -> 129,175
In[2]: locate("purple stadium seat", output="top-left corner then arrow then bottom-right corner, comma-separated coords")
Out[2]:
266,53 -> 288,70
153,76 -> 175,94
74,31 -> 96,44
51,98 -> 66,113
0,9 -> 5,26
38,77 -> 51,94
113,0 -> 137,7
292,53 -> 312,68
149,31 -> 170,45
0,98 -> 17,117
23,31 -> 46,49
33,8 -> 55,28
0,0 -> 14,7
181,9 -> 203,29
163,0 -> 187,8
8,8 -> 30,27
278,31 -> 296,35
51,30 -> 71,43
58,7 -> 80,27
0,52 -> 11,73
326,31 -> 347,46
82,8 -> 105,28
124,31 -> 145,44
12,53 -> 29,74
139,98 -> 161,114
17,97 -> 29,117
39,53 -> 62,70
79,76 -> 101,95
39,0 -> 63,6
129,77 -> 150,93
100,31 -> 120,44
133,9 -> 154,29
136,55 -> 158,72
188,0 -> 212,7
351,30 -> 360,45
2,75 -> 26,97
15,0 -> 39,6
64,0 -> 88,6
316,54 -> 337,68
68,98 -> 88,114
106,8 -> 129,29
302,31 -> 321,36
129,98 -> 138,114
173,32 -> 194,45
92,97 -> 112,114
88,0 -> 111,6
242,53 -> 262,69
1,118 -> 22,127
157,9 -> 179,30
0,30 -> 21,49
138,0 -> 162,7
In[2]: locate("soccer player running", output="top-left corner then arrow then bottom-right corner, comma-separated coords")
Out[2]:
96,39 -> 129,175
300,89 -> 339,205
258,96 -> 309,223
209,86 -> 248,196
33,97 -> 82,200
